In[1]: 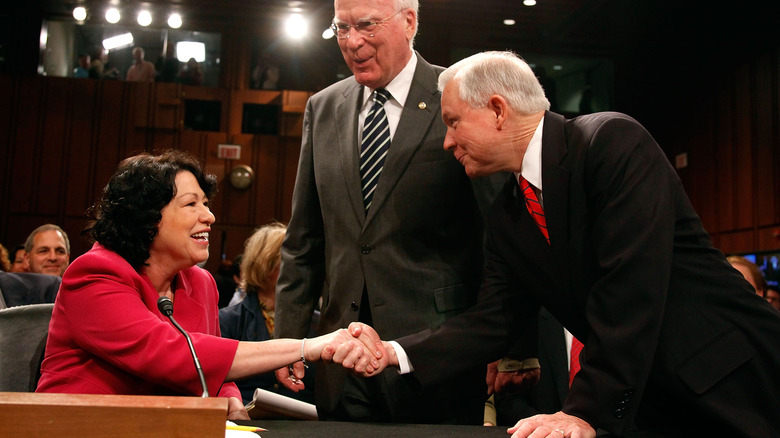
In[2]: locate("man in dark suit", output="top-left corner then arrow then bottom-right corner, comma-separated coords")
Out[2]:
344,51 -> 780,436
273,0 -> 486,424
0,271 -> 61,308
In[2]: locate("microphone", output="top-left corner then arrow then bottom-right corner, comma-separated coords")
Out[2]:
157,296 -> 209,397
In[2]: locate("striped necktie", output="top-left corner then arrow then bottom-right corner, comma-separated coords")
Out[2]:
360,88 -> 392,210
518,175 -> 549,243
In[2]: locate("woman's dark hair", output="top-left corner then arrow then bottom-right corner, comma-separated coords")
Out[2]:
84,150 -> 218,270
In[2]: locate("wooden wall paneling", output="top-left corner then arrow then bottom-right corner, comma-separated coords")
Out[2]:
684,101 -> 719,236
733,63 -> 754,231
754,51 -> 777,227
8,77 -> 44,215
718,229 -> 755,254
91,80 -> 129,205
757,226 -> 780,252
152,83 -> 183,130
211,133 -> 254,226
64,79 -> 100,218
279,137 -> 302,222
228,89 -> 283,136
38,78 -> 71,218
715,76 -> 736,232
254,134 -> 283,225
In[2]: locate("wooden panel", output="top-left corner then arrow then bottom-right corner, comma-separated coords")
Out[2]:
754,52 -> 777,227
0,392 -> 227,438
8,77 -> 43,215
65,79 -> 100,217
715,77 -> 736,232
718,229 -> 755,254
733,63 -> 753,230
279,138 -> 302,222
38,77 -> 70,217
254,135 -> 282,224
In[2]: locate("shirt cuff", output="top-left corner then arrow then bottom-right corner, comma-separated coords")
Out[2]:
388,340 -> 413,374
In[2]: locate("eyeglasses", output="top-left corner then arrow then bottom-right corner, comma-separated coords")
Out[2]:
330,10 -> 404,39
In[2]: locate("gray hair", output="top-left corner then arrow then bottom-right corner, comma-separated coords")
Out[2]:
397,0 -> 419,47
24,224 -> 70,254
438,51 -> 550,113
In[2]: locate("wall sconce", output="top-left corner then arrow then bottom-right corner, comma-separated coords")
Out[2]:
228,165 -> 254,190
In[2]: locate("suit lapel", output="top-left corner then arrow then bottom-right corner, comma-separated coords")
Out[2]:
541,112 -> 570,255
337,82 -> 369,222
364,54 -> 441,227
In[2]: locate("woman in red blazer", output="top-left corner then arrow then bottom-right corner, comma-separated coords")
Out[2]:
36,150 -> 381,419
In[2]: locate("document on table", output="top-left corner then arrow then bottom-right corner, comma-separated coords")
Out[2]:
245,388 -> 318,421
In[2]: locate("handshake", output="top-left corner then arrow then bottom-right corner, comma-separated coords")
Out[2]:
274,323 -> 398,391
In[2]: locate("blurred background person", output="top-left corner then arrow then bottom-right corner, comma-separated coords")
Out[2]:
0,243 -> 11,271
126,47 -> 156,82
220,222 -> 316,404
24,224 -> 70,277
73,53 -> 90,78
765,285 -> 780,312
10,245 -> 29,273
227,254 -> 245,307
727,255 -> 768,297
36,150 -> 380,420
177,58 -> 203,86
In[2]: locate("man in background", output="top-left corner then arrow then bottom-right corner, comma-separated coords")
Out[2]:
24,224 -> 70,277
126,47 -> 156,82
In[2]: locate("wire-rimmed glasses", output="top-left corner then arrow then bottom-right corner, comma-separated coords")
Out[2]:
330,9 -> 405,39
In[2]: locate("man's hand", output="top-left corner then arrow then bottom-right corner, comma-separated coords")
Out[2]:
323,323 -> 397,376
486,358 -> 541,395
507,411 -> 596,438
274,362 -> 306,392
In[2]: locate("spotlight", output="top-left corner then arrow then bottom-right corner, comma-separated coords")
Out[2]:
168,13 -> 182,29
73,6 -> 87,22
105,7 -> 120,24
137,10 -> 152,27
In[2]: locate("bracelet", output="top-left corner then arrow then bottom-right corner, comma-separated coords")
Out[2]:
300,338 -> 308,368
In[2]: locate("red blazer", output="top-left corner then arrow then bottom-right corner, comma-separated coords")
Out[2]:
37,243 -> 240,399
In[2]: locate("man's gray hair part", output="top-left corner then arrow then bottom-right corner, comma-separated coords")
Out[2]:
438,51 -> 550,114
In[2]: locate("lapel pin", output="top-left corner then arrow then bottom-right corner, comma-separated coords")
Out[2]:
418,102 -> 427,110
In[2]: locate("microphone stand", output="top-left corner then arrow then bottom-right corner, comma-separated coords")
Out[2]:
157,296 -> 209,397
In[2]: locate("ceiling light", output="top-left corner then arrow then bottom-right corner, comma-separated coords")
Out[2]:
105,8 -> 120,24
103,32 -> 134,50
137,10 -> 152,27
503,19 -> 516,26
523,0 -> 537,5
73,7 -> 87,22
284,13 -> 308,40
168,13 -> 182,29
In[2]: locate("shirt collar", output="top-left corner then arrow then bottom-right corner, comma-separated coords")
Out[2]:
361,52 -> 417,108
515,116 -> 545,191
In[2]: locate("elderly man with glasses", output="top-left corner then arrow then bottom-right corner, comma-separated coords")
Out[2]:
274,0 -> 493,425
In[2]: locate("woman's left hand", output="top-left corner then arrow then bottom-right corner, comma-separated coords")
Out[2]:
226,396 -> 250,420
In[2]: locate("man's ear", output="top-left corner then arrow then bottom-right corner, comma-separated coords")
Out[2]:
488,95 -> 508,128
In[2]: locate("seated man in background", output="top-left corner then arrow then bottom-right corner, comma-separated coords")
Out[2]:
727,255 -> 768,296
0,270 -> 61,308
24,224 -> 70,277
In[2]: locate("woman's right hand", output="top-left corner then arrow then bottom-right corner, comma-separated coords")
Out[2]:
310,324 -> 388,375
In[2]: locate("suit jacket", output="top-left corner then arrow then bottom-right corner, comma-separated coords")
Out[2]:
275,53 -> 486,421
399,111 -> 780,435
0,271 -> 61,308
37,244 -> 241,400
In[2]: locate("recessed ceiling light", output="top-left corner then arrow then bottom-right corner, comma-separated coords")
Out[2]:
523,0 -> 537,6
503,19 -> 516,26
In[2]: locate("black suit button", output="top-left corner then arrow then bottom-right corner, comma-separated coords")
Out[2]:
360,245 -> 371,254
351,301 -> 359,311
614,410 -> 625,419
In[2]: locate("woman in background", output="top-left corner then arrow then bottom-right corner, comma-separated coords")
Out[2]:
36,150 -> 380,419
220,222 -> 317,404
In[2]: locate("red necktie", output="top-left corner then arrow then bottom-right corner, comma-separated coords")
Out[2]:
568,336 -> 584,387
518,176 -> 549,244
